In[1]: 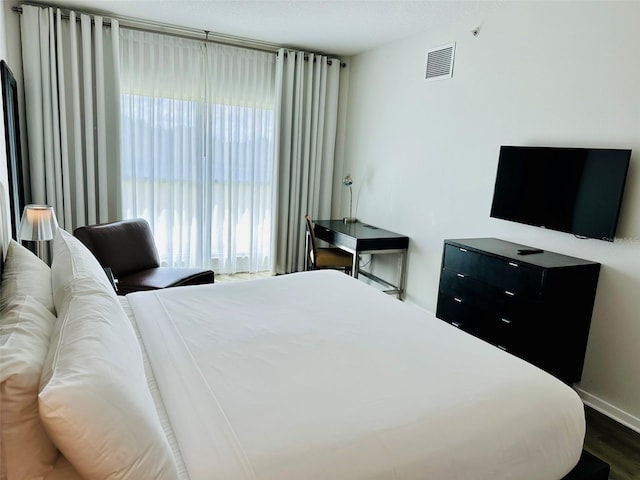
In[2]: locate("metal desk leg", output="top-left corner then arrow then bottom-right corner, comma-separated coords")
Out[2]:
399,249 -> 408,300
351,252 -> 360,279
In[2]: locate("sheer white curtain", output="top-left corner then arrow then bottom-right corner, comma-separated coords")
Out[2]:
273,49 -> 342,274
19,5 -> 121,231
120,30 -> 276,273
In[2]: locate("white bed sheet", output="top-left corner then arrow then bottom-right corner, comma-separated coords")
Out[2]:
127,270 -> 585,480
119,296 -> 190,480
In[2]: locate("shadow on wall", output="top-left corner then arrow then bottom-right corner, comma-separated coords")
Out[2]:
614,157 -> 640,243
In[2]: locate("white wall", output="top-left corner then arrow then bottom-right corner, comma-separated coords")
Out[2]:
339,1 -> 640,430
0,2 -> 11,252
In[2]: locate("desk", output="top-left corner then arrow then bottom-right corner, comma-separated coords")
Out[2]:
313,220 -> 409,299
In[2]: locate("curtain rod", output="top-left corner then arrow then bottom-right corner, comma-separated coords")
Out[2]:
12,4 -> 278,54
12,3 -> 347,65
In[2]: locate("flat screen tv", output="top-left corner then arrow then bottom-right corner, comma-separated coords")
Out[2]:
490,146 -> 631,242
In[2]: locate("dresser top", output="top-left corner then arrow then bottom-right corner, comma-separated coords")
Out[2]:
445,238 -> 600,269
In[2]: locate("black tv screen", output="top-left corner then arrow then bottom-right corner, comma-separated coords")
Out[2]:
490,146 -> 631,242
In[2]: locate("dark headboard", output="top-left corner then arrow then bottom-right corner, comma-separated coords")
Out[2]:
1,59 -> 25,243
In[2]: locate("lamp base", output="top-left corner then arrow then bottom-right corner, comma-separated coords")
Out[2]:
35,241 -> 47,262
343,217 -> 357,224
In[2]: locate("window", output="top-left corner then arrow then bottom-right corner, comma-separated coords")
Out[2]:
120,30 -> 276,273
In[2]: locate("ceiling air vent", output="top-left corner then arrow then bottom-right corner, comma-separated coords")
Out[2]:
425,42 -> 456,81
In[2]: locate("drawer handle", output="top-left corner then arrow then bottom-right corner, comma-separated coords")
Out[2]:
459,248 -> 468,253
498,345 -> 508,351
456,273 -> 465,278
501,318 -> 513,324
508,262 -> 519,267
504,290 -> 515,297
451,321 -> 462,328
454,297 -> 463,303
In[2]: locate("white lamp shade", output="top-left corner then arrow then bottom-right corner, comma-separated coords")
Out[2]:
18,205 -> 59,241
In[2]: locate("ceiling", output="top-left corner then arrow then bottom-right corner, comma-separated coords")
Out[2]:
43,0 -> 498,57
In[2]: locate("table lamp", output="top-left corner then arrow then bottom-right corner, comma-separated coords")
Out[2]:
342,174 -> 357,223
18,204 -> 59,261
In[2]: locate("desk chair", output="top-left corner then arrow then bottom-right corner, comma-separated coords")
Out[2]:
304,215 -> 353,274
74,218 -> 214,295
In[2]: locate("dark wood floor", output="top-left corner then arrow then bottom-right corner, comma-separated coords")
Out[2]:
583,406 -> 640,480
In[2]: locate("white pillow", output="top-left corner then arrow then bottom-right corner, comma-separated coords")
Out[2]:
0,239 -> 55,314
39,277 -> 179,479
51,228 -> 115,312
0,295 -> 59,479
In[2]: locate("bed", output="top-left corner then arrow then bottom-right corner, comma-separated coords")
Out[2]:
0,222 -> 610,479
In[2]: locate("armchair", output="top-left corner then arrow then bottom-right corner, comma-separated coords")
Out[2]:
73,218 -> 214,295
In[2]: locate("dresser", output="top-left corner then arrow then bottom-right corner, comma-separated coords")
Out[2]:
436,238 -> 600,384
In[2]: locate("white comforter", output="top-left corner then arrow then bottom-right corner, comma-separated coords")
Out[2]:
127,270 -> 584,480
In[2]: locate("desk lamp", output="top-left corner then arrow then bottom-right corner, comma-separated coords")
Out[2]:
342,174 -> 357,223
18,204 -> 58,261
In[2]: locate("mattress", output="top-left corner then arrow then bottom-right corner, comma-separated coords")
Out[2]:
127,270 -> 585,480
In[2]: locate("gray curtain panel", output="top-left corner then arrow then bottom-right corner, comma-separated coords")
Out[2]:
273,49 -> 341,274
19,5 -> 121,231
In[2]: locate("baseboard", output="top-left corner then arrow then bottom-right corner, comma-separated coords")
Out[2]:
575,387 -> 640,434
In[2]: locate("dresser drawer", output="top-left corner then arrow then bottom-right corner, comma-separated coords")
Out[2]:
443,244 -> 544,296
439,268 -> 496,308
436,293 -> 493,340
440,268 -> 541,318
489,314 -> 532,357
493,289 -> 542,323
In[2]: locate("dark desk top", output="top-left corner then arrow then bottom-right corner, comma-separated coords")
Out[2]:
314,220 -> 409,251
